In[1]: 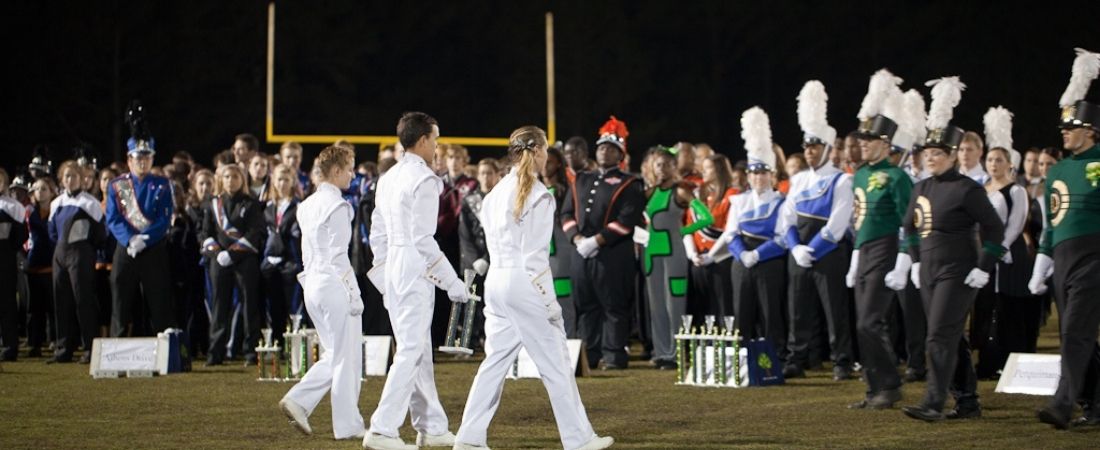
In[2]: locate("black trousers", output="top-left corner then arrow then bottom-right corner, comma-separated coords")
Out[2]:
919,258 -> 979,411
690,258 -> 733,325
52,245 -> 99,358
975,292 -> 1040,378
358,272 -> 390,336
1049,241 -> 1100,417
95,267 -> 112,331
0,250 -> 18,358
573,243 -> 634,368
854,237 -> 902,395
208,254 -> 261,360
731,256 -> 786,360
261,267 -> 299,349
895,280 -> 927,374
26,271 -> 54,349
110,241 -> 174,336
786,242 -> 853,368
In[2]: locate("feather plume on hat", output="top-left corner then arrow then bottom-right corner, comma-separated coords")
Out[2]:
984,106 -> 1019,169
1060,48 -> 1100,108
798,80 -> 836,146
924,76 -> 966,130
741,107 -> 775,171
858,69 -> 904,121
902,90 -> 928,145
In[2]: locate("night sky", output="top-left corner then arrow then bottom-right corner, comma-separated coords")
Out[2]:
4,0 -> 1100,173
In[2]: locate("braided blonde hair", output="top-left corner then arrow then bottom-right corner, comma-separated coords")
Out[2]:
508,126 -> 548,222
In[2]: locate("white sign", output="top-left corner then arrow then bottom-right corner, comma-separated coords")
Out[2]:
362,336 -> 393,378
92,338 -> 159,373
507,339 -> 583,380
995,353 -> 1061,396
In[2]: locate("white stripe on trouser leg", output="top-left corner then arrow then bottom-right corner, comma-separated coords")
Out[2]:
369,278 -> 448,437
284,276 -> 365,439
456,270 -> 597,450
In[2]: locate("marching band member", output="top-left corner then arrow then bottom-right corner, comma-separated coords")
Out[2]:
48,161 -> 106,363
453,125 -> 613,450
262,164 -> 303,350
974,107 -> 1033,379
279,145 -> 366,440
0,169 -> 28,361
199,163 -> 265,366
640,146 -> 712,370
846,69 -> 911,410
364,112 -> 466,450
105,102 -> 175,337
690,154 -> 740,325
780,81 -> 855,380
559,116 -> 645,370
721,108 -> 788,352
1031,48 -> 1100,429
543,146 -> 579,337
901,77 -> 1005,422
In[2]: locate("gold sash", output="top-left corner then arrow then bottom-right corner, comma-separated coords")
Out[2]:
113,176 -> 151,232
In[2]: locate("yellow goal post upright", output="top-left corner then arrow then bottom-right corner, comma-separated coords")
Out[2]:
265,2 -> 557,149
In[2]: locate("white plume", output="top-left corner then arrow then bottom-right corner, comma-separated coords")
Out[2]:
741,107 -> 775,169
1059,48 -> 1100,107
798,80 -> 835,144
984,106 -> 1019,168
902,89 -> 928,144
857,69 -> 904,120
925,76 -> 966,130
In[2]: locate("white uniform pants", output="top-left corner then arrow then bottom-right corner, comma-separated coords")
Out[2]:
456,268 -> 597,450
284,270 -> 365,439
369,248 -> 449,437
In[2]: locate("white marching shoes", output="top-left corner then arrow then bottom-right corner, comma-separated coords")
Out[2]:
362,432 -> 416,450
417,430 -> 457,447
452,443 -> 490,450
577,435 -> 615,450
278,398 -> 312,436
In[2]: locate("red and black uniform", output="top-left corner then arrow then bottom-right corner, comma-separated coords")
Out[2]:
560,167 -> 645,368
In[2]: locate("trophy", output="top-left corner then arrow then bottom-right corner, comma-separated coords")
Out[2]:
255,328 -> 282,381
439,267 -> 485,355
290,314 -> 303,333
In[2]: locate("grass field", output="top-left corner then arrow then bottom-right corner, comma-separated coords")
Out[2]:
2,318 -> 1096,450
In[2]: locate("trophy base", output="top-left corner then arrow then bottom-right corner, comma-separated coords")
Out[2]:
438,346 -> 474,356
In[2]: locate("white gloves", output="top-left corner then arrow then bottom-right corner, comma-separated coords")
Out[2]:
1029,253 -> 1053,295
884,253 -> 913,291
1001,251 -> 1013,265
910,262 -> 921,289
216,250 -> 233,267
791,245 -> 816,268
695,253 -> 715,266
740,250 -> 759,269
127,234 -> 149,258
446,279 -> 469,304
266,256 -> 283,265
632,226 -> 649,246
964,268 -> 990,289
472,258 -> 489,276
366,263 -> 386,295
845,250 -> 860,288
576,236 -> 600,258
349,298 -> 364,316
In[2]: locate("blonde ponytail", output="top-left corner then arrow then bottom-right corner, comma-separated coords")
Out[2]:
508,126 -> 548,222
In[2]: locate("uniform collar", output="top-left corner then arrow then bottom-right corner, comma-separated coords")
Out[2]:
317,182 -> 341,195
402,151 -> 427,166
1071,143 -> 1100,160
932,168 -> 963,181
865,158 -> 894,170
810,163 -> 840,177
961,163 -> 987,179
